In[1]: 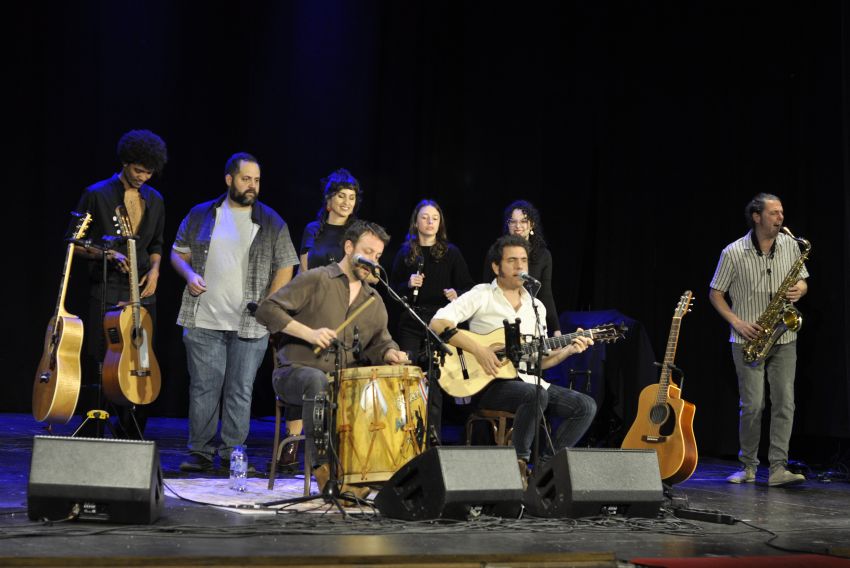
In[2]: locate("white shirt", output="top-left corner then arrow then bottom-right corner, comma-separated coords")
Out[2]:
432,280 -> 551,388
194,201 -> 257,330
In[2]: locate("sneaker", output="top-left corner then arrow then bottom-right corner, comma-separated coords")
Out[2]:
768,467 -> 805,487
518,459 -> 529,491
179,453 -> 214,472
726,466 -> 756,484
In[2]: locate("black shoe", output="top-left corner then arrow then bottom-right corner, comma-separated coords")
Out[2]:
179,453 -> 214,472
277,440 -> 300,472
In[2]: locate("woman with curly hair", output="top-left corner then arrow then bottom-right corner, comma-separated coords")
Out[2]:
485,200 -> 561,335
299,168 -> 361,272
390,199 -> 474,442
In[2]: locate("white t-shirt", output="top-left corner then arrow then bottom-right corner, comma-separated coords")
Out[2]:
195,201 -> 257,331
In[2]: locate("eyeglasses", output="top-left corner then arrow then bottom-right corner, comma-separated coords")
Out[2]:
507,218 -> 530,227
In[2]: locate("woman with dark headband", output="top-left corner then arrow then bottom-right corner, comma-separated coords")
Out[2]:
277,168 -> 362,472
299,168 -> 361,272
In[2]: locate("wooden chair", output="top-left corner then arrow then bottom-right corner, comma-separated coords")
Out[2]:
465,409 -> 515,447
268,397 -> 312,494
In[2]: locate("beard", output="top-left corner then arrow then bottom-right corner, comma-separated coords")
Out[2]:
229,183 -> 257,205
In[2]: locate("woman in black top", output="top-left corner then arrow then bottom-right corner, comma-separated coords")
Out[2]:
390,199 -> 474,442
299,168 -> 361,272
487,200 -> 561,335
280,169 -> 361,470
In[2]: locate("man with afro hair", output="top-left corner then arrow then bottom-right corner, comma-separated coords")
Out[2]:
73,129 -> 168,438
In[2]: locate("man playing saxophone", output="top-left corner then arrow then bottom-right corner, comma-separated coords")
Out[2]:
709,193 -> 809,487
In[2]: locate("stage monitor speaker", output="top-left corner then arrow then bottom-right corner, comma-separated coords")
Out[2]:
524,448 -> 663,518
374,446 -> 523,520
28,435 -> 164,524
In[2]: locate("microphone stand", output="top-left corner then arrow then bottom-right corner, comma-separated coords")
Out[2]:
526,280 -> 551,471
373,266 -> 451,448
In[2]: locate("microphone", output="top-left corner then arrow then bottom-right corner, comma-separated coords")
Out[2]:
519,271 -> 541,286
412,255 -> 424,303
352,254 -> 382,275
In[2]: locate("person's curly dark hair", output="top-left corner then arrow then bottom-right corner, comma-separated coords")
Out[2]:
116,130 -> 168,173
502,199 -> 547,256
486,234 -> 531,269
314,168 -> 362,239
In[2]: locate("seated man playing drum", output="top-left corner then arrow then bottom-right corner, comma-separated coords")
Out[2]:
255,220 -> 410,497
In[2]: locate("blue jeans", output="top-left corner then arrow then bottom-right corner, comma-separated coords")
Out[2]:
731,341 -> 797,470
476,380 -> 597,460
272,365 -> 330,466
183,327 -> 268,460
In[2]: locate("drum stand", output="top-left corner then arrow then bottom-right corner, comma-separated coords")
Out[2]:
374,267 -> 451,447
258,339 -> 359,514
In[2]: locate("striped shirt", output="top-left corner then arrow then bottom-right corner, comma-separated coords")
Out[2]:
709,230 -> 810,344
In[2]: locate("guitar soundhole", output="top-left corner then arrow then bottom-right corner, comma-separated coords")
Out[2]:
649,404 -> 670,425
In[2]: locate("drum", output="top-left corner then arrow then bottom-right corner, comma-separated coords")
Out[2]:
335,365 -> 428,484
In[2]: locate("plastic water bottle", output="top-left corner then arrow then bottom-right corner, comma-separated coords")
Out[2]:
229,445 -> 248,492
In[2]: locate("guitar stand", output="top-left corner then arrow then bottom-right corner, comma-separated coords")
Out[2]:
654,361 -> 685,391
116,404 -> 145,440
72,409 -> 116,438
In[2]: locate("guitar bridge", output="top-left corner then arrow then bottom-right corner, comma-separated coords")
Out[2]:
131,370 -> 151,377
457,348 -> 470,381
106,327 -> 121,345
39,372 -> 51,383
642,435 -> 667,443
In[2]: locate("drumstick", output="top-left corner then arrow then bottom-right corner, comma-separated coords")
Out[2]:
313,296 -> 377,355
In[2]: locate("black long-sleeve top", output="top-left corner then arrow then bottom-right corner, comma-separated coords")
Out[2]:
390,243 -> 475,319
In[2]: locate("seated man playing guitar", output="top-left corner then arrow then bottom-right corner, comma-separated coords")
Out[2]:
430,235 -> 596,484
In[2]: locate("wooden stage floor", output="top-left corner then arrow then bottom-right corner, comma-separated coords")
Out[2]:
1,413 -> 848,567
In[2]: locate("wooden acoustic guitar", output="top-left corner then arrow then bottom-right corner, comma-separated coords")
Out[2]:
102,207 -> 161,406
438,324 -> 625,398
33,212 -> 92,423
621,290 -> 698,484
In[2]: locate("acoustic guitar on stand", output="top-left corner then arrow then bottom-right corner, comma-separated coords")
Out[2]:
102,206 -> 161,406
33,211 -> 92,424
621,290 -> 697,484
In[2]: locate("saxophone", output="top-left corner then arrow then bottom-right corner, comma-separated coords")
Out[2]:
742,227 -> 811,365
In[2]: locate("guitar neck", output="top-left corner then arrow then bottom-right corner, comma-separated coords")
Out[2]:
55,242 -> 76,318
654,316 -> 684,407
126,239 -> 142,325
537,328 -> 597,352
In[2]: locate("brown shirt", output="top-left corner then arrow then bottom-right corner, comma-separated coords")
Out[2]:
254,263 -> 399,373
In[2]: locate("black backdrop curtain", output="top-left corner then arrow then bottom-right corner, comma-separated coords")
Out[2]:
9,1 -> 849,460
